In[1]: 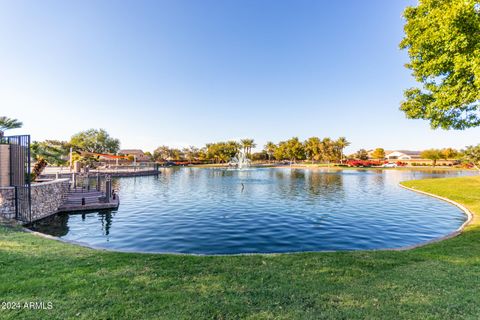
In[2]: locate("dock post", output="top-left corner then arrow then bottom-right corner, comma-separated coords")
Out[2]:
96,174 -> 100,191
105,177 -> 112,201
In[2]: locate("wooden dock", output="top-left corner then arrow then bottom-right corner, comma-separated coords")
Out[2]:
57,189 -> 119,213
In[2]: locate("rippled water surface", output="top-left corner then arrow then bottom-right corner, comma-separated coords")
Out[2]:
30,168 -> 473,254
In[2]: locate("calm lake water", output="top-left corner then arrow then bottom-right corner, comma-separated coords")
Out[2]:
30,168 -> 473,254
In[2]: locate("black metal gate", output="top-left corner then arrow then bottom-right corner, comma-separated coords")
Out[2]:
14,186 -> 31,222
3,135 -> 31,222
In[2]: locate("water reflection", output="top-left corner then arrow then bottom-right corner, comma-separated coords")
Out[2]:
29,214 -> 70,237
30,210 -> 115,239
29,168 -> 475,254
305,171 -> 344,199
98,211 -> 114,237
267,169 -> 345,201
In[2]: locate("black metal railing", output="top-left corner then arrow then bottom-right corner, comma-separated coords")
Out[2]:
14,186 -> 31,222
70,173 -> 114,198
90,162 -> 158,173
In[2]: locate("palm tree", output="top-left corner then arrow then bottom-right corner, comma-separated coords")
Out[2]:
30,140 -> 69,166
304,137 -> 321,163
240,139 -> 256,157
30,140 -> 69,180
248,140 -> 257,156
320,137 -> 335,165
263,141 -> 277,162
0,116 -> 23,138
336,137 -> 350,163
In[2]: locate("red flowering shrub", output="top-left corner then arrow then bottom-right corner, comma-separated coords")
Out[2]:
346,160 -> 385,167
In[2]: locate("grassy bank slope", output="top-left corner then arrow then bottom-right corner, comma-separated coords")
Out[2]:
1,176 -> 479,319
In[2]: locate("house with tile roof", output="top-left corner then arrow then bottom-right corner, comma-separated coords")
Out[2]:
118,149 -> 152,162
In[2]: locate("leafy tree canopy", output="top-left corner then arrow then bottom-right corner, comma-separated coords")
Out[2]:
203,141 -> 240,163
371,148 -> 385,160
421,148 -> 443,166
70,129 -> 120,154
354,149 -> 369,160
441,147 -> 459,160
462,144 -> 480,170
284,137 -> 306,162
400,0 -> 480,129
304,137 -> 322,162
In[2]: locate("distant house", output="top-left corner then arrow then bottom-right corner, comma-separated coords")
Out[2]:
384,150 -> 421,160
118,149 -> 151,162
364,149 -> 455,166
366,150 -> 421,160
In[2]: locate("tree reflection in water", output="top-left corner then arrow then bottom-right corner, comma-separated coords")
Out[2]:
271,169 -> 344,200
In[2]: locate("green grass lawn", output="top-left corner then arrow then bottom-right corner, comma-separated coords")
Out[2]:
1,176 -> 480,319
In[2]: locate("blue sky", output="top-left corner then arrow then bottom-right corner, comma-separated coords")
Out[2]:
1,0 -> 479,153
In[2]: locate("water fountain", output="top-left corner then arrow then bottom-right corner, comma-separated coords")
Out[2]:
229,150 -> 251,169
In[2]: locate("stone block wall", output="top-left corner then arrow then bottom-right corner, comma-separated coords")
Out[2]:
0,187 -> 15,219
0,179 -> 70,222
30,179 -> 70,221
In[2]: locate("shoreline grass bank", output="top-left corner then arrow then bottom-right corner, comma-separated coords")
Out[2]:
1,176 -> 479,319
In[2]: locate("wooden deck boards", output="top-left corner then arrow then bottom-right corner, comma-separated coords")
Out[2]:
58,189 -> 120,213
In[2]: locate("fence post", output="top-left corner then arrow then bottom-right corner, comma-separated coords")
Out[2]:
14,187 -> 18,220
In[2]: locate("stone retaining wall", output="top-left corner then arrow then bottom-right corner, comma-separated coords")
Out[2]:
0,179 -> 70,222
31,179 -> 70,221
0,187 -> 15,219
